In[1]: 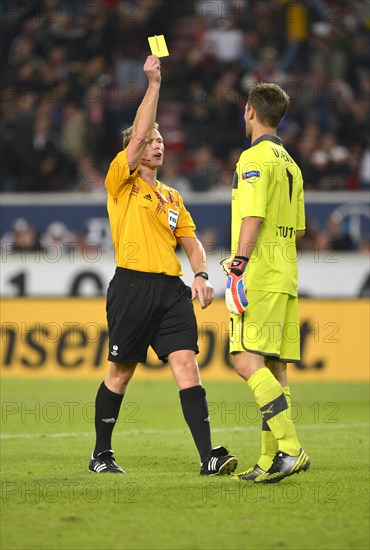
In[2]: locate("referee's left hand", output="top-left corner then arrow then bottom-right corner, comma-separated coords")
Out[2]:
192,278 -> 214,309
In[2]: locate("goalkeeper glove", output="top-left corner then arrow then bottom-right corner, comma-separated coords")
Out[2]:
220,257 -> 232,275
225,256 -> 249,315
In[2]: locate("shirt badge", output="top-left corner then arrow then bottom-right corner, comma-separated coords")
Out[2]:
242,170 -> 260,179
242,170 -> 260,187
168,209 -> 179,231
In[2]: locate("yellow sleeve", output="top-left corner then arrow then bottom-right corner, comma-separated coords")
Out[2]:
105,149 -> 139,197
237,151 -> 268,219
174,195 -> 196,239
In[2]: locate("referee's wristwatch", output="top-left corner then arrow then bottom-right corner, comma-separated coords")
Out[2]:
194,271 -> 209,280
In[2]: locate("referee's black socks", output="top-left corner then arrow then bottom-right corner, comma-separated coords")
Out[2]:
93,381 -> 123,458
179,385 -> 212,463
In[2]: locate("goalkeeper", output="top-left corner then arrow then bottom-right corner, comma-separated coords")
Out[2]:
88,55 -> 237,476
225,82 -> 310,483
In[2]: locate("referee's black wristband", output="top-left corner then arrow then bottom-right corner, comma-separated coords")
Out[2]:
194,271 -> 209,280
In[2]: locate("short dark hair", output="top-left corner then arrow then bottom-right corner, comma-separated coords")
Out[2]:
248,83 -> 290,128
122,122 -> 159,149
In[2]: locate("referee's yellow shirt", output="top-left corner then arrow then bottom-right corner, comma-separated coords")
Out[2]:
231,134 -> 305,296
105,149 -> 196,275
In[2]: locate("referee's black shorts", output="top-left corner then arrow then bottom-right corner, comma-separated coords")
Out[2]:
106,267 -> 199,364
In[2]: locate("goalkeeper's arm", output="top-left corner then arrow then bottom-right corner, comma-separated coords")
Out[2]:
225,217 -> 263,315
236,216 -> 263,258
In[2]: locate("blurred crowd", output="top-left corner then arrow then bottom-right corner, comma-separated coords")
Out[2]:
1,0 -> 369,193
2,218 -> 101,254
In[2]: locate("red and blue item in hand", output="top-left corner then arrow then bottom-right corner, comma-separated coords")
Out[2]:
225,256 -> 249,315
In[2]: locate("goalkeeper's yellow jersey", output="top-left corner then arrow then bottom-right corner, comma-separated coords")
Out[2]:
105,149 -> 196,275
231,134 -> 305,296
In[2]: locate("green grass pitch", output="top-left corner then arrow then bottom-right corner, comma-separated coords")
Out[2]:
1,378 -> 369,550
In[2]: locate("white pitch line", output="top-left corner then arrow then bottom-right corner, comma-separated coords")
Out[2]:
0,423 -> 368,440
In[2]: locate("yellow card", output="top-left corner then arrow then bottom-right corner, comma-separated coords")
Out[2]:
148,35 -> 169,57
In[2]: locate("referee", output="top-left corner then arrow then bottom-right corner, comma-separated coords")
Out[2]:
89,55 -> 237,476
225,83 -> 310,483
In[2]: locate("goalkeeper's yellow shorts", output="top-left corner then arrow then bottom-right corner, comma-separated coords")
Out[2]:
229,290 -> 300,362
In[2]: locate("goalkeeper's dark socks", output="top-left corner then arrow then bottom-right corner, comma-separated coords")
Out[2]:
179,385 -> 212,463
93,381 -> 124,458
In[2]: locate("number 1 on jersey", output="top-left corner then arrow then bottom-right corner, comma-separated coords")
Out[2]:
286,168 -> 293,203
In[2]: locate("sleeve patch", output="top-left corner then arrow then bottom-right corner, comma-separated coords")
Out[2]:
242,170 -> 260,179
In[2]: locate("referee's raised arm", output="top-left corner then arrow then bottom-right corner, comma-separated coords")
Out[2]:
126,55 -> 161,171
